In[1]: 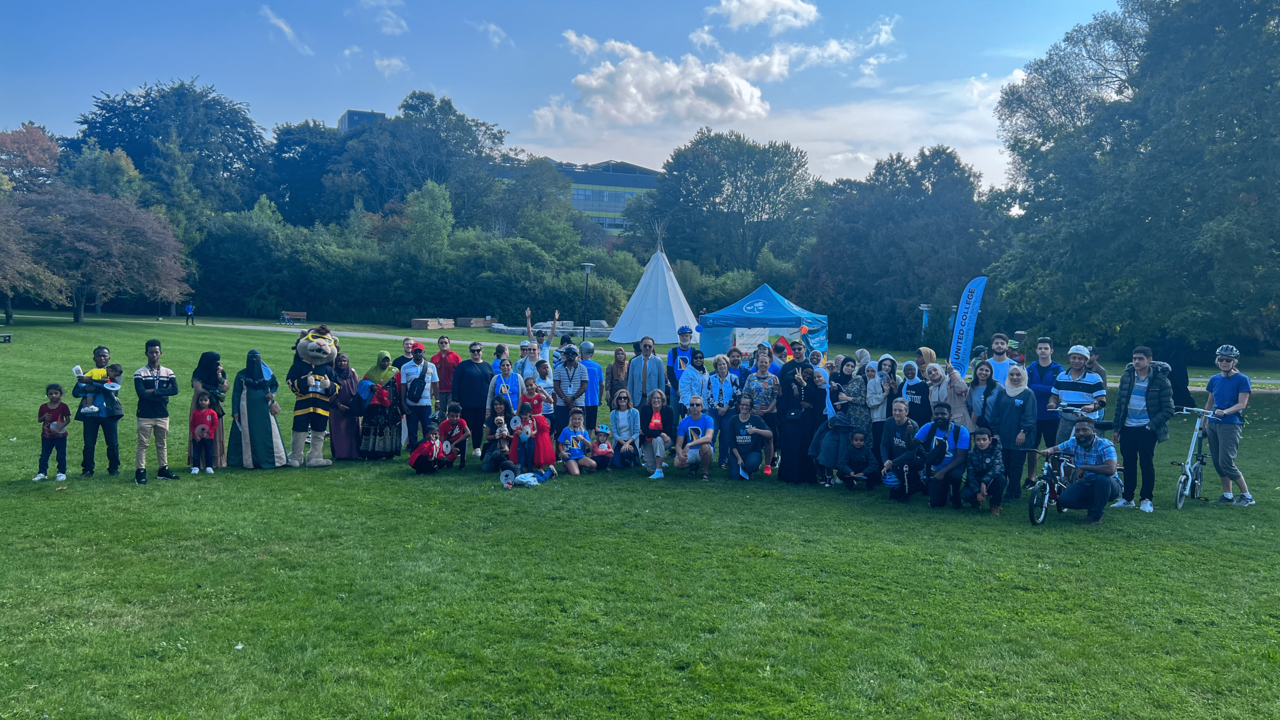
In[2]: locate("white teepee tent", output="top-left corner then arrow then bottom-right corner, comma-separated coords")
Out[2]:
609,248 -> 699,345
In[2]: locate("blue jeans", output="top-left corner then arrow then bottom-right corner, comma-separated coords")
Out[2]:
728,451 -> 763,480
1058,472 -> 1122,521
40,436 -> 67,474
611,440 -> 640,469
517,435 -> 535,472
405,405 -> 433,449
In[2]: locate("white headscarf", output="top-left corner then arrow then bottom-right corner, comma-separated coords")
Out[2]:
1004,364 -> 1032,397
926,362 -> 949,404
902,360 -> 923,387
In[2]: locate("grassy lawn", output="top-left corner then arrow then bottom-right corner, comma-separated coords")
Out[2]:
1,316 -> 1278,718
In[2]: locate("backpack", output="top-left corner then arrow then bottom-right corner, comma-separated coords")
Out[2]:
350,380 -> 375,417
405,365 -> 428,403
922,422 -> 963,467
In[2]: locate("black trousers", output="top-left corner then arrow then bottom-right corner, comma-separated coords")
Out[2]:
888,457 -> 927,502
81,416 -> 120,473
292,412 -> 329,433
460,407 -> 486,458
961,475 -> 1007,508
1120,425 -> 1158,502
838,466 -> 882,490
927,467 -> 966,508
583,405 -> 599,434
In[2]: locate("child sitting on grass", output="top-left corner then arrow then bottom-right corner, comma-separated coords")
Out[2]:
409,425 -> 447,475
963,427 -> 1006,516
189,391 -> 219,475
591,425 -> 614,471
837,430 -> 881,490
557,407 -> 596,476
34,383 -> 71,482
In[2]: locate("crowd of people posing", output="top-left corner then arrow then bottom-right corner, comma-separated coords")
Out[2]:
35,317 -> 1256,526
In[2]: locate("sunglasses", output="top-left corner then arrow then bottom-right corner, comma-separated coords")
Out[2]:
689,402 -> 702,407
1216,357 -> 1235,363
470,348 -> 483,353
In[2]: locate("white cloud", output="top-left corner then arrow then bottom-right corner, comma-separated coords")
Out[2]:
375,56 -> 408,77
468,21 -> 513,48
538,17 -> 899,128
259,6 -> 313,56
690,26 -> 721,51
343,45 -> 362,58
563,30 -> 599,60
360,0 -> 408,35
706,0 -> 819,35
518,71 -> 1022,187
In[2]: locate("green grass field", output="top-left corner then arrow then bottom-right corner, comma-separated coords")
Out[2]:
1,316 -> 1278,719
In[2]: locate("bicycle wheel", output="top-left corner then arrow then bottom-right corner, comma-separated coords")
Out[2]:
1029,481 -> 1049,525
1175,472 -> 1189,510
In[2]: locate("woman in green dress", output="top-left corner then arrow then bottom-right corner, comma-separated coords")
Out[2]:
227,349 -> 288,469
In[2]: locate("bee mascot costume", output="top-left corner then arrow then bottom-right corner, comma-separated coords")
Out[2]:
286,326 -> 340,467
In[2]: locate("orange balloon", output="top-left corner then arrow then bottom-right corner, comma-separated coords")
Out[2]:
799,325 -> 809,334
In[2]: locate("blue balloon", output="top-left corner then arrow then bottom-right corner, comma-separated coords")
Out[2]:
694,324 -> 704,333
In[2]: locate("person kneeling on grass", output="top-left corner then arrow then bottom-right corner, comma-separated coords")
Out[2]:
591,425 -> 614,471
1038,416 -> 1121,526
675,395 -> 716,481
837,430 -> 881,490
726,395 -> 771,481
409,425 -> 448,475
558,407 -> 596,475
962,427 -> 1005,516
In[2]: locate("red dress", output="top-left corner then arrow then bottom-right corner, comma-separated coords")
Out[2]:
512,414 -> 555,468
520,393 -> 544,416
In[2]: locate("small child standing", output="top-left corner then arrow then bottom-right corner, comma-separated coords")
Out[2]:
591,425 -> 614,471
963,427 -> 1006,516
837,430 -> 882,490
189,391 -> 219,475
34,383 -> 71,482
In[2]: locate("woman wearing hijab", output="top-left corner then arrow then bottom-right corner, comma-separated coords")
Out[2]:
328,353 -> 361,460
188,351 -> 229,469
966,359 -> 1003,431
926,362 -> 971,429
360,351 -> 402,460
900,361 -> 932,428
870,354 -> 899,465
227,350 -> 288,469
816,356 -> 871,480
606,347 -> 629,411
779,362 -> 821,484
992,363 -> 1037,500
916,347 -> 937,368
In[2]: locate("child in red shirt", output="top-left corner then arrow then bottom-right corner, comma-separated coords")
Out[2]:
409,426 -> 446,475
34,383 -> 71,482
521,376 -> 551,416
591,425 -> 614,472
189,392 -> 220,475
437,403 -> 471,468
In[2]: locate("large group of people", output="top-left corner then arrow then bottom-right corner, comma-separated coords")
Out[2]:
34,316 -> 1257,525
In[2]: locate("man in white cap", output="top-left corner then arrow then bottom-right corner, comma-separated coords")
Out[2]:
1047,345 -> 1107,444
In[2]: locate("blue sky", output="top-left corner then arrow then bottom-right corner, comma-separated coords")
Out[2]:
0,0 -> 1115,184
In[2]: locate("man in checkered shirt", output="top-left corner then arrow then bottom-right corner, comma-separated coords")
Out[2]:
1038,416 -> 1122,526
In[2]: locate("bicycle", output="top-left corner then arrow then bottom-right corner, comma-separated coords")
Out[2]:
1028,407 -> 1114,525
1171,407 -> 1213,510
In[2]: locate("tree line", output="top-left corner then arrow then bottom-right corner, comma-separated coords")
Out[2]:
0,0 -> 1275,357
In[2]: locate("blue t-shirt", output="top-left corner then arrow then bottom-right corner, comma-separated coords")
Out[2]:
581,358 -> 604,406
491,358 -> 505,374
677,414 -> 716,446
558,426 -> 591,459
668,347 -> 694,384
1206,372 -> 1250,425
914,421 -> 971,471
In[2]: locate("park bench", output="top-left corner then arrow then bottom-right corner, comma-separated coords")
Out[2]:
279,311 -> 307,326
0,333 -> 10,343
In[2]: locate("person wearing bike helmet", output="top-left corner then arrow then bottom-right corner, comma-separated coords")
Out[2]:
667,326 -> 696,418
1205,344 -> 1254,506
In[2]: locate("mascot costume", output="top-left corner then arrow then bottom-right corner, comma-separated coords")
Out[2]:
286,326 -> 340,467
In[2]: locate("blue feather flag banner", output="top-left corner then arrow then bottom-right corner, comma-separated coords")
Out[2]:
948,276 -> 988,370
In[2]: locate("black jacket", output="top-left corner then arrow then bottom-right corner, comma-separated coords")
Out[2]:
1113,361 -> 1176,442
880,418 -> 920,466
964,442 -> 1005,493
838,442 -> 877,476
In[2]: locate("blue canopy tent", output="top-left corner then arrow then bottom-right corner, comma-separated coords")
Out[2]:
698,285 -> 829,357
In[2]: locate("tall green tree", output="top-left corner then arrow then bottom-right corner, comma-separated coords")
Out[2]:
63,140 -> 147,201
268,120 -> 346,226
624,128 -> 815,272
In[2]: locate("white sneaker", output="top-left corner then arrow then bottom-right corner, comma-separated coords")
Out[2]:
81,405 -> 100,414
32,473 -> 46,482
55,473 -> 66,482
649,469 -> 664,479
1139,500 -> 1154,513
191,467 -> 200,474
1111,499 -> 1136,509
473,448 -> 483,457
205,467 -> 214,475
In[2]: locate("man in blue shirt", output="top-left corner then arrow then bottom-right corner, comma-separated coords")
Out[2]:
1047,345 -> 1107,444
1205,344 -> 1254,506
1025,337 -> 1064,483
913,403 -> 970,509
1039,416 -> 1121,525
184,303 -> 195,326
667,326 -> 695,415
579,341 -> 606,434
674,395 -> 716,479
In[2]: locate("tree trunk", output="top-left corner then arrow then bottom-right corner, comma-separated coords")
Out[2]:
73,296 -> 85,323
170,302 -> 176,317
95,296 -> 102,315
3,293 -> 12,325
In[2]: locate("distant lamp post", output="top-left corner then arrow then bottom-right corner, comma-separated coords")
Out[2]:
580,263 -> 595,342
